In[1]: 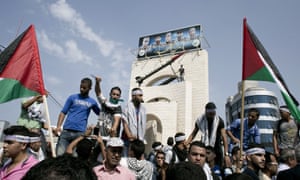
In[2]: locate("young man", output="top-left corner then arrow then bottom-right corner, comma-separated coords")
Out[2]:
185,102 -> 231,168
230,146 -> 246,173
17,95 -> 48,131
187,141 -> 217,180
206,146 -> 222,179
54,78 -> 100,156
0,126 -> 39,180
259,152 -> 278,180
153,151 -> 168,180
17,95 -> 49,158
242,144 -> 266,180
27,131 -> 45,161
169,132 -> 188,165
122,87 -> 146,155
226,108 -> 261,151
147,141 -> 163,164
273,106 -> 299,157
94,76 -> 123,138
120,139 -> 153,180
93,137 -> 135,180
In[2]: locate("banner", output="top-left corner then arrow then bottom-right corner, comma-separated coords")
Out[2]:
137,25 -> 201,59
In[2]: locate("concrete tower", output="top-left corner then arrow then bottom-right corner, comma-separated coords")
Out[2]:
129,49 -> 209,152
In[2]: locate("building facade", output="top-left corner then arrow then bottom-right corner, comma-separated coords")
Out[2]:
226,81 -> 280,152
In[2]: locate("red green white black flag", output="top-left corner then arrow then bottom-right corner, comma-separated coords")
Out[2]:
242,18 -> 300,121
0,24 -> 46,103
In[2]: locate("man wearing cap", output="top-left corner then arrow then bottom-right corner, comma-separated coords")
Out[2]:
185,102 -> 230,168
122,87 -> 146,155
226,108 -> 261,151
273,105 -> 299,157
93,137 -> 135,180
242,143 -> 266,180
0,126 -> 39,180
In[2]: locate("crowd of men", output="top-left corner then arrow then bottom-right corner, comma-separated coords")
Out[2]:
0,76 -> 300,180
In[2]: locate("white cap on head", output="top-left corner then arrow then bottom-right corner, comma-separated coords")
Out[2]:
106,137 -> 124,148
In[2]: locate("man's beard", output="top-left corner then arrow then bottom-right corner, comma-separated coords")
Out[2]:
173,146 -> 187,162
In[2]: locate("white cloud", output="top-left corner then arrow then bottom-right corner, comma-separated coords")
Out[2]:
38,30 -> 92,65
64,40 -> 92,65
47,0 -> 133,85
38,30 -> 64,55
49,0 -> 118,57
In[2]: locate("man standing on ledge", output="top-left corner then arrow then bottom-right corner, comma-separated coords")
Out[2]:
122,88 -> 146,155
226,108 -> 260,151
54,77 -> 100,156
185,102 -> 231,168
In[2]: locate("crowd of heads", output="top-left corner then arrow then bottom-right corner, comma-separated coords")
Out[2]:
2,119 -> 300,180
1,77 -> 300,180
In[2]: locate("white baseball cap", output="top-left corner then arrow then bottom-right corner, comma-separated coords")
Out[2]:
106,137 -> 124,147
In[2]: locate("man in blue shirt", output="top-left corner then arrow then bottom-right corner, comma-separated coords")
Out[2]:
54,78 -> 100,156
226,108 -> 261,151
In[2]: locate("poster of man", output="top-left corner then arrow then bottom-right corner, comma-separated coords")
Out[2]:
137,25 -> 201,59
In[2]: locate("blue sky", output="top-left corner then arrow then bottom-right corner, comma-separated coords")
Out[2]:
0,0 -> 300,126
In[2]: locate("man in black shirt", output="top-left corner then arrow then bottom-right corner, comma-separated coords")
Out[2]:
185,102 -> 231,168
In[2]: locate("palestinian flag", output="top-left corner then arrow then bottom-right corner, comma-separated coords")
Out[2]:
0,24 -> 46,103
242,18 -> 300,121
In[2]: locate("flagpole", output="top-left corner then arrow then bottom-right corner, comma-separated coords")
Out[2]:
238,80 -> 246,173
43,95 -> 56,157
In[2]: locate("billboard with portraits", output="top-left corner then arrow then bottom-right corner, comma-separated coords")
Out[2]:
137,25 -> 201,59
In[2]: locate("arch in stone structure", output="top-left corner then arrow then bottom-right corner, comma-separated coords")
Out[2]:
145,113 -> 162,154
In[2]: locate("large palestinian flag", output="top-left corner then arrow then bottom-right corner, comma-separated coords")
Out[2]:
242,18 -> 300,121
0,24 -> 46,103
